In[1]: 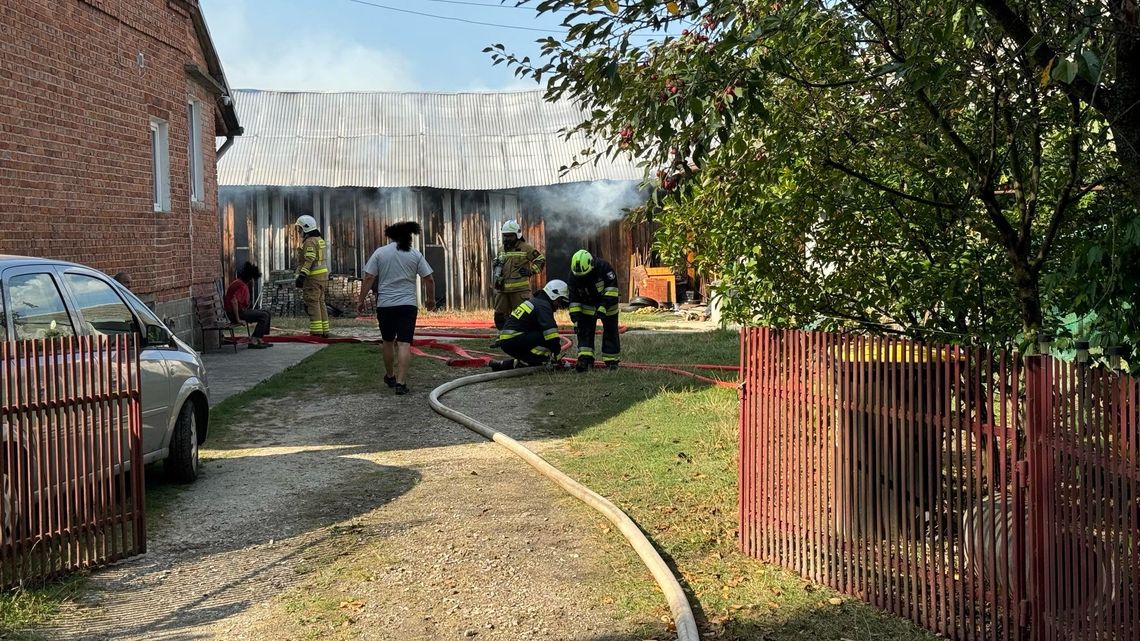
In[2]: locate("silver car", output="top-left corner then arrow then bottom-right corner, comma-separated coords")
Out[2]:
0,256 -> 209,484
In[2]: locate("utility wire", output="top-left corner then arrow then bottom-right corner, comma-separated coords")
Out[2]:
345,0 -> 678,38
418,0 -> 568,10
346,0 -> 559,32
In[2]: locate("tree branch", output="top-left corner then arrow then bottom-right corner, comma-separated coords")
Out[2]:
824,158 -> 961,209
974,0 -> 1110,111
1032,95 -> 1083,272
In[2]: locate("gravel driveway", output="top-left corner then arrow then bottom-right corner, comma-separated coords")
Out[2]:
35,366 -> 659,641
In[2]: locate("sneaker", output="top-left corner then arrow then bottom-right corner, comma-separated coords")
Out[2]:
605,361 -> 620,371
394,383 -> 409,396
383,375 -> 398,388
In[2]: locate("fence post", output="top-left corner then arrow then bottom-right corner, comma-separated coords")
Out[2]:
1023,354 -> 1049,641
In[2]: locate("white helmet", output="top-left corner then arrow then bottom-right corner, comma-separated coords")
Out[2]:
501,220 -> 521,235
542,279 -> 569,302
296,215 -> 319,234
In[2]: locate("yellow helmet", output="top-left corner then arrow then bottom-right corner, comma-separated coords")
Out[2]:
570,249 -> 594,276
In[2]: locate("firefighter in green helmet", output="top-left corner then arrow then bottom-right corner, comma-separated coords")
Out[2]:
567,249 -> 621,371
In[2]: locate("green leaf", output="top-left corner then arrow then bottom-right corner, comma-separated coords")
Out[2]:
1052,58 -> 1078,84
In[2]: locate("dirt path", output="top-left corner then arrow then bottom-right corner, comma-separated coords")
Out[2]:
37,371 -> 654,641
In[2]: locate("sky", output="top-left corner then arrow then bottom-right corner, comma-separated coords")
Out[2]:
198,0 -> 580,93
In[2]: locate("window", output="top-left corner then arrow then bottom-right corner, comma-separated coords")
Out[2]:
64,273 -> 138,337
150,118 -> 170,212
7,273 -> 75,340
187,100 -> 204,202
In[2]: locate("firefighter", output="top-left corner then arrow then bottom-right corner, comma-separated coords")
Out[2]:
294,214 -> 330,337
490,279 -> 570,371
567,249 -> 621,371
491,220 -> 545,346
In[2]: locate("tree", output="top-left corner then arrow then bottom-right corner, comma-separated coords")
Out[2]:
494,0 -> 1140,353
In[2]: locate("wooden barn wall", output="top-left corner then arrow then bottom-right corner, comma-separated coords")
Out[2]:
219,186 -> 656,310
220,186 -> 538,310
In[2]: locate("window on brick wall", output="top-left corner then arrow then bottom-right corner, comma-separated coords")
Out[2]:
150,118 -> 171,212
187,99 -> 204,202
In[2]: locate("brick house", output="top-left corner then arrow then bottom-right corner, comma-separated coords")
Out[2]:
0,0 -> 241,344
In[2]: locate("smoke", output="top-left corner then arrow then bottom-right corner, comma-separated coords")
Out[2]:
524,180 -> 647,236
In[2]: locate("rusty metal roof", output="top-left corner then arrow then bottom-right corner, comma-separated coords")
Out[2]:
217,89 -> 643,190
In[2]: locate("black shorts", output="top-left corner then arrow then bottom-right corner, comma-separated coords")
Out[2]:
377,305 -> 418,343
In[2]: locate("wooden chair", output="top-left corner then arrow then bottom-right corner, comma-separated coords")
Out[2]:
194,293 -> 249,353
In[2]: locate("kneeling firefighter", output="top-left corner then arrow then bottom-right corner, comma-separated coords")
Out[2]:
294,214 -> 330,337
490,279 -> 570,371
567,249 -> 621,371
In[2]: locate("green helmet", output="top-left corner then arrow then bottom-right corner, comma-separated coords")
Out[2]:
570,249 -> 594,276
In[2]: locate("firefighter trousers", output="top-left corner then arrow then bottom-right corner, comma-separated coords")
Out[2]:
500,330 -> 554,367
302,278 -> 329,335
571,303 -> 620,363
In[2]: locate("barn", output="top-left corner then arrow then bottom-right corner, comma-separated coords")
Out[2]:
216,89 -> 669,314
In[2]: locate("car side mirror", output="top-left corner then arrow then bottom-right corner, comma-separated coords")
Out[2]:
144,324 -> 173,348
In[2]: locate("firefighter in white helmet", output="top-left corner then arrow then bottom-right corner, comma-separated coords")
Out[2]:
294,214 -> 330,337
490,279 -> 569,371
491,220 -> 545,346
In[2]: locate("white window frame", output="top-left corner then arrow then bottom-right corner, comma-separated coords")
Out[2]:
187,99 -> 204,203
150,118 -> 170,212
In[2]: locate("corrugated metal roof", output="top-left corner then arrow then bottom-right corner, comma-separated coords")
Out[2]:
218,89 -> 644,190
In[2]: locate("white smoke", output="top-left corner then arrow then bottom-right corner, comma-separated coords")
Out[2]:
526,180 -> 647,235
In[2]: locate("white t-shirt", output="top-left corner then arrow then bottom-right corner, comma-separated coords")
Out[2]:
363,242 -> 433,308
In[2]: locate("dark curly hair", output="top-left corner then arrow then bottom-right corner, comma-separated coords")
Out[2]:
385,221 -> 422,251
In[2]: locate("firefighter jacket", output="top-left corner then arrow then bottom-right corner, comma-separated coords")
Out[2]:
500,291 -> 561,355
493,239 -> 545,293
568,258 -> 619,308
297,234 -> 330,281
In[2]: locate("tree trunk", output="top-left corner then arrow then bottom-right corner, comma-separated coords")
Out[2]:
1010,260 -> 1043,337
1112,25 -> 1140,206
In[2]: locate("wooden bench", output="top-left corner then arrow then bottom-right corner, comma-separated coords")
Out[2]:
194,293 -> 249,353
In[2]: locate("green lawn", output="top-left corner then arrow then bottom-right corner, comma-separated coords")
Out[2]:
518,330 -> 938,641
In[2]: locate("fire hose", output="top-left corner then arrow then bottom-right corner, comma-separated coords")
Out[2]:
428,366 -> 700,641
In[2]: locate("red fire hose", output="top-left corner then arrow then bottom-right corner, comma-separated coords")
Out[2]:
263,329 -> 736,388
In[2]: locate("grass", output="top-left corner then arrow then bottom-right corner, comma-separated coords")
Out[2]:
522,330 -> 938,641
0,576 -> 85,639
206,344 -> 389,446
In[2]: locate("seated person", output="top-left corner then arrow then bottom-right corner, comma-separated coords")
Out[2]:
490,280 -> 570,371
224,262 -> 272,349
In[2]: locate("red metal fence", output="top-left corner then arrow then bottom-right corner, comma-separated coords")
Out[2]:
0,336 -> 146,588
739,327 -> 1138,641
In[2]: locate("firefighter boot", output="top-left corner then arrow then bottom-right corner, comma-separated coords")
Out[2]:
606,360 -> 620,371
490,359 -> 516,372
574,355 -> 595,373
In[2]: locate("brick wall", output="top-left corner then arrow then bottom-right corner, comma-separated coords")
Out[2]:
0,0 -> 223,345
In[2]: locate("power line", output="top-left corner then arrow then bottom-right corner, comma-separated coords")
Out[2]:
418,0 -> 568,10
345,0 -> 679,38
346,0 -> 558,33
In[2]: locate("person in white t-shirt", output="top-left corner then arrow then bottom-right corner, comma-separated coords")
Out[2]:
356,221 -> 436,395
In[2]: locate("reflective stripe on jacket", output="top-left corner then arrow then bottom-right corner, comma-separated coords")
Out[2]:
495,241 -> 544,292
297,236 -> 329,278
568,258 -> 618,307
499,293 -> 560,354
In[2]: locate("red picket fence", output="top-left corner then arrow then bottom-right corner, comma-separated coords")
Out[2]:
0,336 -> 146,588
739,328 -> 1138,641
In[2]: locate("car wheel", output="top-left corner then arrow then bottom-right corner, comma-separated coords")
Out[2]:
165,401 -> 199,484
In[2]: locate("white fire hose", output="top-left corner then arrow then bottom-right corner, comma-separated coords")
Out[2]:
429,367 -> 700,641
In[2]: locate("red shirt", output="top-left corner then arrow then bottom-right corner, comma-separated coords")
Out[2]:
224,279 -> 250,321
